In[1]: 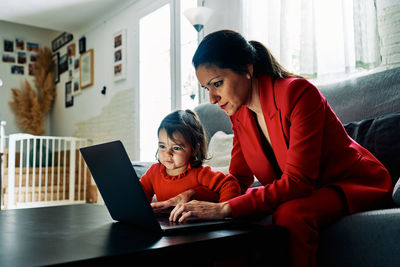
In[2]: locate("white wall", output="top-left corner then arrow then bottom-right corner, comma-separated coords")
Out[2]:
50,0 -> 168,160
0,20 -> 60,135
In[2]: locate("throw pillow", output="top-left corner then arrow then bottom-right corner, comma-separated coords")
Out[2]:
393,177 -> 400,206
343,113 -> 400,185
204,131 -> 233,174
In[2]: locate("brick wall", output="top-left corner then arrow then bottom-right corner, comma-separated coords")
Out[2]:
376,0 -> 400,67
73,88 -> 137,160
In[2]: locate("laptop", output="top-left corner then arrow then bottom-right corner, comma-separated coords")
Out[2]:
80,140 -> 238,235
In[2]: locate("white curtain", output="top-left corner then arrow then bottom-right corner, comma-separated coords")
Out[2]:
242,0 -> 379,80
353,0 -> 381,69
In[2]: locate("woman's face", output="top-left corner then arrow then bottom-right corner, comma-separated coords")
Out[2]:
196,65 -> 251,116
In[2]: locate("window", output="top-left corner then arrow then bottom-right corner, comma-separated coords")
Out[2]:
139,4 -> 171,161
139,0 -> 198,161
242,0 -> 360,84
180,0 -> 198,110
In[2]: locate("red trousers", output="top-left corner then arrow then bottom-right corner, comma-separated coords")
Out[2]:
272,187 -> 347,267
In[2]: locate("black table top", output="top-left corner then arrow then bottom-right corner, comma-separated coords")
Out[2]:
0,204 -> 285,267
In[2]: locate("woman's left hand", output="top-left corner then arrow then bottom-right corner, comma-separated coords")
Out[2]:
169,200 -> 232,222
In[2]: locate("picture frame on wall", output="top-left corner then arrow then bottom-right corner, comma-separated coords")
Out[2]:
67,43 -> 76,58
79,36 -> 86,54
52,52 -> 60,83
26,42 -> 39,52
80,49 -> 94,89
72,80 -> 81,95
52,32 -> 73,52
4,39 -> 14,52
17,52 -> 26,64
113,29 -> 126,82
59,54 -> 68,74
11,65 -> 24,75
2,54 -> 15,63
15,38 -> 25,50
65,81 -> 74,108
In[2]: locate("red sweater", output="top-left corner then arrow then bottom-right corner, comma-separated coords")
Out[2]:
227,75 -> 392,218
140,163 -> 241,203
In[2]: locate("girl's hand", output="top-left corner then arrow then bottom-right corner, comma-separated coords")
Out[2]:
169,200 -> 232,222
151,189 -> 195,212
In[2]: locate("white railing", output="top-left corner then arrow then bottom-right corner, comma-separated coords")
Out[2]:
0,121 -> 5,153
1,121 -> 6,208
1,132 -> 93,209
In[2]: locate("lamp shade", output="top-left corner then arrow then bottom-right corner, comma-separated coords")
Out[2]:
183,7 -> 214,32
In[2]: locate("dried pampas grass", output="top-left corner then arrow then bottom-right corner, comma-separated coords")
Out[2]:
9,47 -> 56,135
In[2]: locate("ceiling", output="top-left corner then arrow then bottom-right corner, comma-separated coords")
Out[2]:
0,0 -> 136,32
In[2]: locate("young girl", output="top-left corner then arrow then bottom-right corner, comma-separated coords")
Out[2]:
140,109 -> 241,206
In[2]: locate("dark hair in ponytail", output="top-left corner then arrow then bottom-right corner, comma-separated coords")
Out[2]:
192,29 -> 302,79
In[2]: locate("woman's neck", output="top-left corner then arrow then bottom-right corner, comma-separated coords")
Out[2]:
246,77 -> 262,115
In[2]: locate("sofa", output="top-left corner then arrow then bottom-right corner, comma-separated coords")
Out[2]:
133,66 -> 400,266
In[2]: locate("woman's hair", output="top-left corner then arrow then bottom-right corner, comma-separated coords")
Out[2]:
192,29 -> 302,79
157,109 -> 207,168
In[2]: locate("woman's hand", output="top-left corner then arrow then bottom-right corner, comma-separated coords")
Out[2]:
169,200 -> 232,222
151,189 -> 196,212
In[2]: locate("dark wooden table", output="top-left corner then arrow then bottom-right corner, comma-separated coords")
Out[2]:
0,204 -> 288,266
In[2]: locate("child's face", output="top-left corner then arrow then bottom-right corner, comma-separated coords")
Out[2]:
158,129 -> 193,176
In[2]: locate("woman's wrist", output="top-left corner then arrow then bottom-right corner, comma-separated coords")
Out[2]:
180,189 -> 195,203
220,201 -> 232,218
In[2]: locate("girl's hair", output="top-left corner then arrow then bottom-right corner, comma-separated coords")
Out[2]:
157,109 -> 207,168
192,29 -> 303,79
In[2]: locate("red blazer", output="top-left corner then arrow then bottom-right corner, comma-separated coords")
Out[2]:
228,75 -> 393,218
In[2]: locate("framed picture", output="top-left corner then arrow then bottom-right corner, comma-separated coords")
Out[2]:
2,54 -> 15,63
30,54 -> 37,62
65,81 -> 74,107
11,65 -> 24,75
113,29 -> 126,81
59,54 -> 68,74
26,42 -> 39,52
67,43 -> 76,58
16,38 -> 25,50
80,49 -> 94,89
17,52 -> 26,64
74,58 -> 80,71
28,64 -> 35,76
52,52 -> 60,83
52,32 -> 73,52
79,36 -> 86,54
72,80 -> 81,95
4,39 -> 14,52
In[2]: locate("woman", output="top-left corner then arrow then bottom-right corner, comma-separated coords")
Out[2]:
152,30 -> 393,267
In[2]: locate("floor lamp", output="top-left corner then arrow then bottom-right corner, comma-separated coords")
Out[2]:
183,4 -> 214,103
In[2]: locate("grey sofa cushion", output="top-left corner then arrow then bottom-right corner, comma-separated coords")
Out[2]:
343,113 -> 400,184
319,67 -> 400,124
194,103 -> 233,144
132,161 -> 155,179
318,208 -> 400,267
